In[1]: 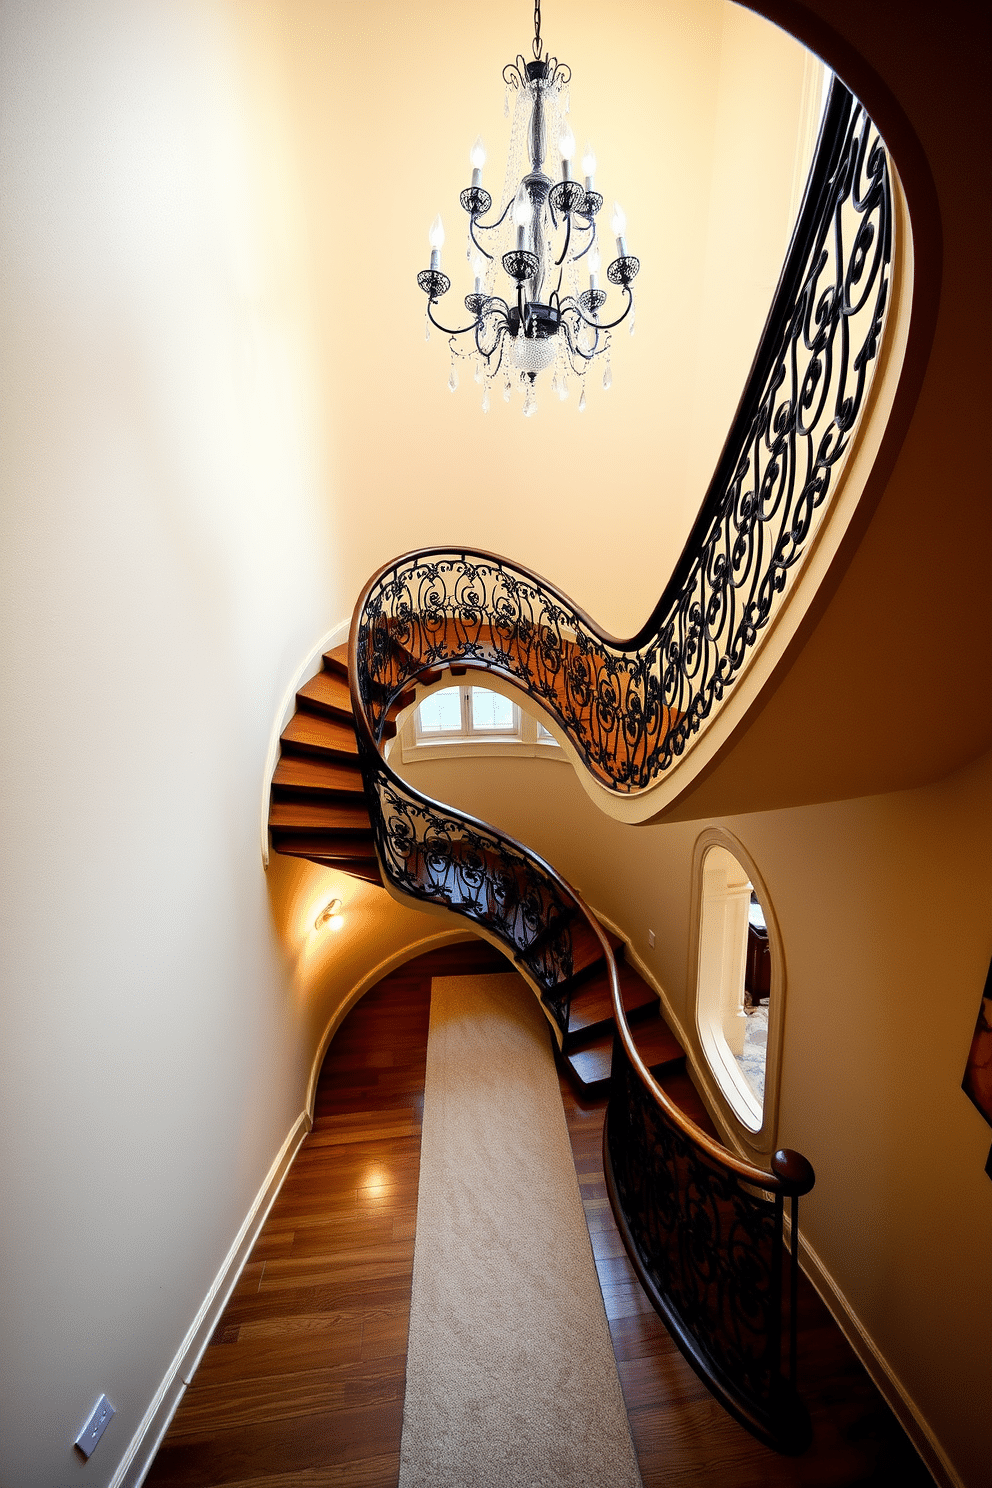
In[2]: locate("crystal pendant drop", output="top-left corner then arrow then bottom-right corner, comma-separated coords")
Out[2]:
425,308 -> 430,343
551,372 -> 558,396
504,379 -> 512,403
559,378 -> 569,402
524,393 -> 537,417
578,385 -> 587,411
475,361 -> 483,385
629,307 -> 636,337
603,362 -> 613,391
448,366 -> 458,393
482,387 -> 490,413
504,87 -> 510,118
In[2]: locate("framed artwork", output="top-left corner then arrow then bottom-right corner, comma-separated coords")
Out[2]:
961,956 -> 992,1179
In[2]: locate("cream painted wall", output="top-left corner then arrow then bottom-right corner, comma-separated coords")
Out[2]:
242,0 -> 820,639
401,744 -> 992,1486
0,5 -> 437,1485
0,2 -> 865,1484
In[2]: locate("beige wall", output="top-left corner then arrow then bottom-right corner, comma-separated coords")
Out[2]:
7,0 -> 979,1485
0,5 -> 437,1484
247,0 -> 818,640
402,743 -> 992,1486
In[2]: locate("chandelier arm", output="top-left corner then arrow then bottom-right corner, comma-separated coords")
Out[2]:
554,212 -> 573,267
469,221 -> 496,262
561,315 -> 602,363
475,305 -> 512,358
564,285 -> 634,332
471,197 -> 517,235
426,301 -> 485,338
572,222 -> 597,260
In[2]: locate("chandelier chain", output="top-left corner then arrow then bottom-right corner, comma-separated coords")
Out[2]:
533,0 -> 542,59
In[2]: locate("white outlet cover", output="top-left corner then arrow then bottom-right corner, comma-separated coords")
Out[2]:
75,1394 -> 114,1458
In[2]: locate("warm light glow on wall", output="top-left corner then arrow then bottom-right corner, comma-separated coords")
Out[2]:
315,897 -> 344,932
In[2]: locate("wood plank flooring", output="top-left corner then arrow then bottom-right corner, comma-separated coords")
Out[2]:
145,945 -> 934,1487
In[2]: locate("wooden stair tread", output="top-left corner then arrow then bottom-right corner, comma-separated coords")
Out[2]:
269,800 -> 372,833
566,1014 -> 685,1094
322,644 -> 349,681
566,962 -> 658,1042
271,756 -> 365,797
297,670 -> 353,719
281,713 -> 359,758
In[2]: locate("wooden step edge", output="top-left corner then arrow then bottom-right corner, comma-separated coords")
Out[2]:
294,695 -> 356,726
562,997 -> 658,1053
563,1022 -> 687,1097
277,734 -> 360,764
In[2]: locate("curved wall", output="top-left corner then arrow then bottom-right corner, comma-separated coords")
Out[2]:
400,743 -> 992,1487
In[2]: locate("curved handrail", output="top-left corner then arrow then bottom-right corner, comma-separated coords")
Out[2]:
348,578 -> 816,1451
349,586 -> 810,1195
343,70 -> 898,1453
354,77 -> 892,794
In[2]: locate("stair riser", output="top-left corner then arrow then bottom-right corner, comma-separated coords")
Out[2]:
562,998 -> 658,1054
279,738 -> 360,765
296,700 -> 396,739
270,785 -> 367,808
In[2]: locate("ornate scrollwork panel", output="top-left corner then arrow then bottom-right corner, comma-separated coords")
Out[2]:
357,82 -> 891,797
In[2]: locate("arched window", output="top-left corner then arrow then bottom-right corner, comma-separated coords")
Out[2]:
688,829 -> 786,1155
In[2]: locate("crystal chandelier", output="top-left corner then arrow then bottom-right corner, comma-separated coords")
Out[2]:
417,2 -> 640,415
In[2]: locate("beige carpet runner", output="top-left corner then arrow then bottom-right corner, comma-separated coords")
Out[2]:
399,972 -> 643,1488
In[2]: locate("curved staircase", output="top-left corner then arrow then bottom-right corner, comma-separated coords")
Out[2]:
263,77 -> 898,1455
268,647 -> 708,1112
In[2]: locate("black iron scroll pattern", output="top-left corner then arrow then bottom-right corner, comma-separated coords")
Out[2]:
355,730 -> 577,1032
606,1038 -> 806,1447
357,83 -> 891,794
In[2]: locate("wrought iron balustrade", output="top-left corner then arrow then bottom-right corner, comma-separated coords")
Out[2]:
355,76 -> 892,795
605,1030 -> 815,1453
345,69 -> 887,1455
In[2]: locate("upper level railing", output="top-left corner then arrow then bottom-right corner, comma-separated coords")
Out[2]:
354,78 -> 891,793
347,73 -> 893,1453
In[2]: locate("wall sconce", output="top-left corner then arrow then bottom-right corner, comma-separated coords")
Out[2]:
315,898 -> 344,932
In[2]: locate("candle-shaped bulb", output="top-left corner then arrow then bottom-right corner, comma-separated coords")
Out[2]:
611,201 -> 628,259
581,144 -> 597,178
512,184 -> 531,229
559,124 -> 576,161
470,135 -> 486,170
428,213 -> 445,271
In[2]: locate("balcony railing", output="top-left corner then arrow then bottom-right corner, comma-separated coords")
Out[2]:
354,78 -> 891,794
348,74 -> 892,1454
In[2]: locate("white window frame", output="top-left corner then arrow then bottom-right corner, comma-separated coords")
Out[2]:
398,679 -> 566,764
685,827 -> 786,1157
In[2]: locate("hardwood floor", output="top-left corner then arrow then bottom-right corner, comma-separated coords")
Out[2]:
560,1079 -> 935,1487
145,946 -> 934,1487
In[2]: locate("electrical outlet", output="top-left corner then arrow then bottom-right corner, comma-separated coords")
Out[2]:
648,929 -> 656,949
74,1394 -> 114,1459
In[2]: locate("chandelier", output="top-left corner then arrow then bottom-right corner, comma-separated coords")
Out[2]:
417,2 -> 640,415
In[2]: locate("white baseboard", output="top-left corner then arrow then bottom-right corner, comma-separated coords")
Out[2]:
588,905 -> 958,1488
110,1109 -> 312,1488
794,1230 -> 961,1488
